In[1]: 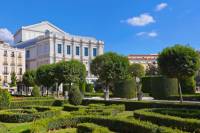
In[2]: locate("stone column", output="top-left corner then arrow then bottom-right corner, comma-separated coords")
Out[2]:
53,34 -> 57,63
62,36 -> 65,60
71,38 -> 75,59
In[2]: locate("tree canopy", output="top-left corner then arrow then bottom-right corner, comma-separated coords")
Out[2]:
22,70 -> 36,87
158,44 -> 200,102
158,45 -> 200,80
91,52 -> 130,98
129,63 -> 145,78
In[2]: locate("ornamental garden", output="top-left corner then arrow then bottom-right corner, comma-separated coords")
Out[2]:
0,44 -> 200,133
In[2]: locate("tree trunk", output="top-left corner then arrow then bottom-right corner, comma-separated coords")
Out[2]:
47,87 -> 49,96
56,83 -> 59,98
104,85 -> 109,100
178,80 -> 183,103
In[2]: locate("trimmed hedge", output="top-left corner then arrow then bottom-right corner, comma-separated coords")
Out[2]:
167,94 -> 200,101
133,108 -> 200,132
180,76 -> 196,94
71,104 -> 125,116
113,79 -> 136,99
10,99 -> 67,108
82,99 -> 200,111
77,123 -> 111,133
29,115 -> 182,133
12,96 -> 54,101
141,76 -> 178,99
150,108 -> 200,119
63,104 -> 85,111
0,106 -> 61,123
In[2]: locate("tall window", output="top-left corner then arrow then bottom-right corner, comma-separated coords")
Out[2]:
67,45 -> 71,55
11,52 -> 15,57
4,51 -> 7,56
19,68 -> 22,75
76,46 -> 80,56
26,50 -> 30,58
4,67 -> 8,74
57,44 -> 62,54
93,48 -> 97,56
84,47 -> 89,56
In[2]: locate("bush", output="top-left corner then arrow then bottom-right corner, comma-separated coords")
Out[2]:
167,94 -> 200,101
69,85 -> 83,105
0,106 -> 61,123
77,123 -> 111,133
141,77 -> 151,93
151,108 -> 200,119
63,104 -> 85,111
0,89 -> 11,109
180,76 -> 196,94
71,104 -> 125,116
10,99 -> 65,108
133,108 -> 200,132
82,99 -> 200,111
113,79 -> 136,99
31,85 -> 40,97
86,83 -> 94,93
29,115 -> 182,133
141,76 -> 178,99
79,82 -> 86,94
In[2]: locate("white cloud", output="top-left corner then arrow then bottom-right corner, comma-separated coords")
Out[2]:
0,28 -> 14,44
136,31 -> 158,37
126,13 -> 155,26
155,3 -> 168,11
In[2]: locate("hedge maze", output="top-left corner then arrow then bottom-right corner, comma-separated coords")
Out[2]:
0,98 -> 200,133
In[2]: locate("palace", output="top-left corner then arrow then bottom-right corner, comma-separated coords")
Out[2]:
14,21 -> 104,83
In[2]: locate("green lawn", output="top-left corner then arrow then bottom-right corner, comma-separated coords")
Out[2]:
2,122 -> 31,133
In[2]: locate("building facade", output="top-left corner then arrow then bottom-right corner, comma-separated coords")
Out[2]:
128,54 -> 158,69
14,21 -> 104,83
0,40 -> 25,87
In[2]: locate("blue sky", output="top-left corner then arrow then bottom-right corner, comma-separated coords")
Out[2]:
0,0 -> 200,55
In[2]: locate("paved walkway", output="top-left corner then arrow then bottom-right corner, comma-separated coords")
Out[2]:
84,96 -> 200,104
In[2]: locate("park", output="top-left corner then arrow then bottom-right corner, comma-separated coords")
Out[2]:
0,44 -> 200,133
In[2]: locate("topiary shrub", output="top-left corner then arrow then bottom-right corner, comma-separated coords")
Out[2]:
86,83 -> 95,93
151,76 -> 178,99
0,89 -> 11,109
32,85 -> 40,97
180,76 -> 196,94
113,79 -> 136,99
141,77 -> 151,93
79,82 -> 86,94
69,84 -> 83,105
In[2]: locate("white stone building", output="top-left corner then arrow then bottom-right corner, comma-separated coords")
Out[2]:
0,40 -> 25,87
14,21 -> 104,83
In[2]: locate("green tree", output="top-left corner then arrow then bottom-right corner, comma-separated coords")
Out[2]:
53,60 -> 86,97
68,84 -> 83,105
10,72 -> 17,87
36,64 -> 55,96
158,45 -> 200,103
22,70 -> 36,95
0,89 -> 11,109
32,85 -> 40,97
91,52 -> 130,100
129,63 -> 145,79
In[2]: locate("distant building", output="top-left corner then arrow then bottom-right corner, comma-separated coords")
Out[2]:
14,21 -> 104,83
0,40 -> 25,87
128,54 -> 158,69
